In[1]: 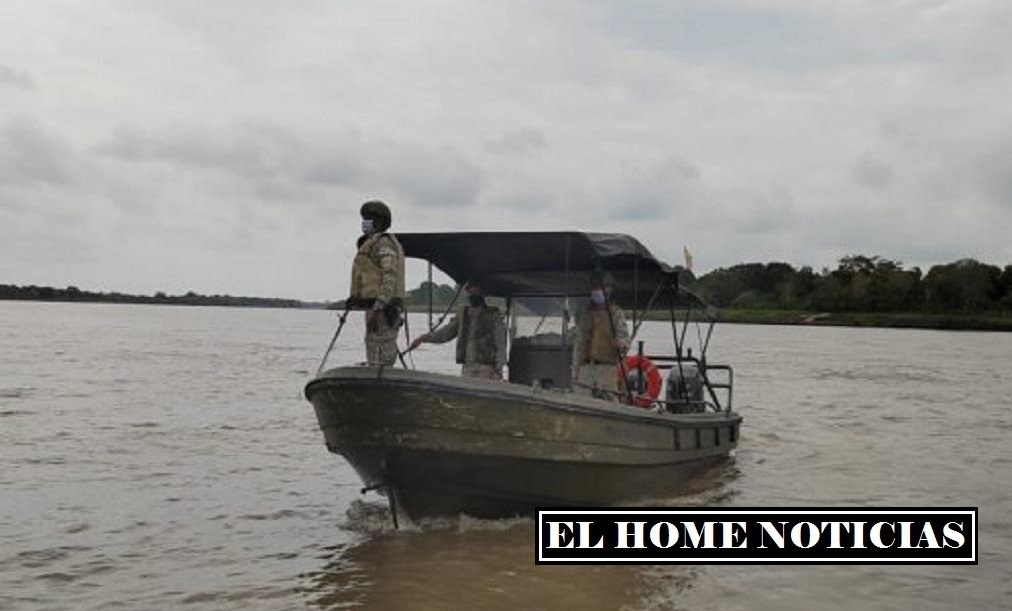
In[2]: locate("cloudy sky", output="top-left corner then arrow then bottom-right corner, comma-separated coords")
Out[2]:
2,0 -> 1010,301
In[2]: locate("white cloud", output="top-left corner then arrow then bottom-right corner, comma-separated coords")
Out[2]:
0,116 -> 77,187
853,153 -> 895,191
0,64 -> 33,89
1,0 -> 1011,299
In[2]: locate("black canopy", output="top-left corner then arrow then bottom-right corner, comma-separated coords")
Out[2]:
397,231 -> 701,309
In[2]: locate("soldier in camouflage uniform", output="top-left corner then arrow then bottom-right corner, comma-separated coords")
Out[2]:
572,274 -> 630,398
409,283 -> 507,379
347,200 -> 405,367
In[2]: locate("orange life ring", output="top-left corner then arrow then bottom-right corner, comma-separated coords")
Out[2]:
621,355 -> 662,408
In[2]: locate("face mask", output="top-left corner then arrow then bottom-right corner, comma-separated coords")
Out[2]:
468,294 -> 484,307
590,289 -> 606,305
361,218 -> 375,235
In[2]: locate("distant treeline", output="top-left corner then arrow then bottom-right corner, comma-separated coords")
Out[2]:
10,254 -> 1012,315
0,284 -> 304,309
328,281 -> 460,310
405,281 -> 459,307
364,257 -> 1012,316
693,256 -> 1012,313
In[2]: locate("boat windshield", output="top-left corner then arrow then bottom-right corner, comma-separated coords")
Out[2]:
511,296 -> 575,339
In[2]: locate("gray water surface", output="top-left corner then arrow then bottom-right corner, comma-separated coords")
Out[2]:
1,302 -> 1008,610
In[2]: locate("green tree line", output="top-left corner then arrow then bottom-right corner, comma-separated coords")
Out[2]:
693,256 -> 1012,313
0,284 -> 304,309
404,281 -> 460,307
10,254 -> 1012,316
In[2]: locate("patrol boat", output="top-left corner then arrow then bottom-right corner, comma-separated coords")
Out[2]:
304,232 -> 741,520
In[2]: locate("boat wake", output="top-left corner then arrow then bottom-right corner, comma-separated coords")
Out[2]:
342,499 -> 533,534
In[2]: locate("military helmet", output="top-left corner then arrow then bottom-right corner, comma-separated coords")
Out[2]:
360,200 -> 392,230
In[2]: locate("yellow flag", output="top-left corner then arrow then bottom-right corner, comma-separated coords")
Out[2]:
683,246 -> 694,271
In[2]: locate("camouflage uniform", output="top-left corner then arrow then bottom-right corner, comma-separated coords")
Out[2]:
418,305 -> 506,379
364,310 -> 400,367
572,303 -> 630,397
350,232 -> 405,366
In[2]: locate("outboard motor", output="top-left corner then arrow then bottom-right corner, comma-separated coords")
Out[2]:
666,361 -> 705,413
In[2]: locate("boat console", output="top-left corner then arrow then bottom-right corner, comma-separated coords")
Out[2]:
507,332 -> 573,389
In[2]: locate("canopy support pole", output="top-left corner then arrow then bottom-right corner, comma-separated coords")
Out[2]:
600,272 -> 636,405
633,254 -> 639,330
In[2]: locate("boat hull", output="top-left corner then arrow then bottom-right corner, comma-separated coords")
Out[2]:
305,367 -> 741,519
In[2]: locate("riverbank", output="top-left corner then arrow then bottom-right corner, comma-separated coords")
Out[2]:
711,309 -> 1012,332
387,303 -> 1012,332
8,295 -> 1012,332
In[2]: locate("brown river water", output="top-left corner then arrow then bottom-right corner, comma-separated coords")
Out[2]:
2,302 -> 1010,610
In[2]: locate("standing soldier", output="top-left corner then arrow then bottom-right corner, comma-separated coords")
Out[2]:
347,200 -> 405,367
409,282 -> 506,379
572,273 -> 630,398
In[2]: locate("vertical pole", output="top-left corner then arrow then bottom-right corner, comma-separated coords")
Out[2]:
637,340 -> 644,396
633,255 -> 639,331
505,296 -> 513,380
562,235 -> 570,344
602,274 -> 635,406
389,488 -> 399,530
427,262 -> 434,331
670,281 -> 688,402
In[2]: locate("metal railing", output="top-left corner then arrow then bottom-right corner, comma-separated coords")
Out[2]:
645,354 -> 734,414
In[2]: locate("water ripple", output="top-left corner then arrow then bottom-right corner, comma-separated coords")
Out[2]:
2,305 -> 1010,611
